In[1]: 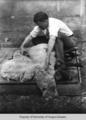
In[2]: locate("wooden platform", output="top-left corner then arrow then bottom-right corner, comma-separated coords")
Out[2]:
0,80 -> 81,96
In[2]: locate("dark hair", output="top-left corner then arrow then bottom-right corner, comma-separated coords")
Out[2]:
33,11 -> 48,24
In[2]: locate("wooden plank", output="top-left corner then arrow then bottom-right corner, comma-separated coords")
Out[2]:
0,83 -> 42,96
0,82 -> 81,96
57,83 -> 81,96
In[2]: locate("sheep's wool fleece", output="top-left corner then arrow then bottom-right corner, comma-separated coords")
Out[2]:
0,44 -> 55,82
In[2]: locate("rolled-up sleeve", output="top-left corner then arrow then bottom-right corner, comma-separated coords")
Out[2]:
30,26 -> 40,38
60,21 -> 73,36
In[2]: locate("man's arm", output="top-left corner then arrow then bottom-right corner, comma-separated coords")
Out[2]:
21,34 -> 33,48
46,35 -> 56,65
20,34 -> 33,55
21,26 -> 40,49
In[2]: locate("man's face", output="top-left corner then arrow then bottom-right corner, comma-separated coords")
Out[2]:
37,19 -> 49,30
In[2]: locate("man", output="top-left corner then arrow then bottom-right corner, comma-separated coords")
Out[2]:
21,11 -> 77,99
21,11 -> 76,68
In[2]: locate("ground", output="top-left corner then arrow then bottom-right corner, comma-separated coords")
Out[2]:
0,95 -> 82,113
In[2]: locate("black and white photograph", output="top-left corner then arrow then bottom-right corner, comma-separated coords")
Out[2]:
0,0 -> 86,117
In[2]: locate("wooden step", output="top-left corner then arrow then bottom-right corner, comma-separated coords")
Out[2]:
0,80 -> 81,96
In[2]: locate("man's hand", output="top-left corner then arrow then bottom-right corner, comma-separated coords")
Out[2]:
20,46 -> 27,56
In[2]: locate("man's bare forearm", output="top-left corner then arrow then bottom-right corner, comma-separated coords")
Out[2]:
47,36 -> 56,62
21,35 -> 33,48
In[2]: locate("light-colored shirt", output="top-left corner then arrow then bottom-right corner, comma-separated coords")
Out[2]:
30,17 -> 73,38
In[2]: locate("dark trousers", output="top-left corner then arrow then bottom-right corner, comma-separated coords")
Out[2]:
54,32 -> 76,64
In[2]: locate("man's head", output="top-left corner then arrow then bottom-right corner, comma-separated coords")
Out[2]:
33,11 -> 49,30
